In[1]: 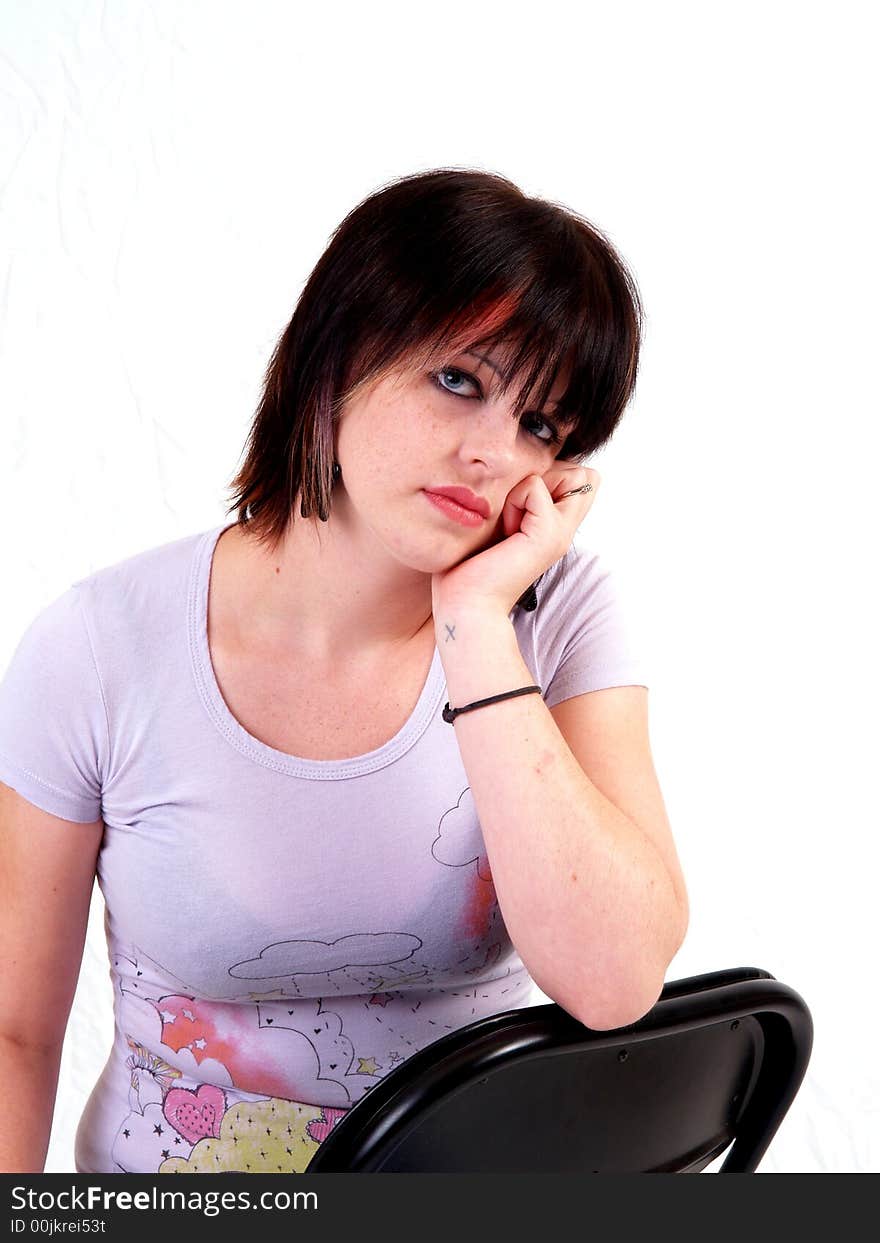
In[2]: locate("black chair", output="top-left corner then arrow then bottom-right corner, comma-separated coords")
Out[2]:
304,966 -> 812,1173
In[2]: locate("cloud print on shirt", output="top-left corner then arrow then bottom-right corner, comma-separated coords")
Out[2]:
432,787 -> 493,881
117,947 -> 378,1106
228,931 -> 423,979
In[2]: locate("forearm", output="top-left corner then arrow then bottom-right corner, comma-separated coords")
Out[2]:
0,1034 -> 62,1172
438,609 -> 686,1031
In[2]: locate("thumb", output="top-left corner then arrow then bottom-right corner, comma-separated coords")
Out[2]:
500,474 -> 539,538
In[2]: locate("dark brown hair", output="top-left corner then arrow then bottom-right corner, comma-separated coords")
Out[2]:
225,167 -> 644,555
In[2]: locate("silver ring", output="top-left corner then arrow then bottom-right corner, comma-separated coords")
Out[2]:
558,482 -> 593,498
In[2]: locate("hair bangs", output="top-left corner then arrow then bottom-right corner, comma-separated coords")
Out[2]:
420,274 -> 625,457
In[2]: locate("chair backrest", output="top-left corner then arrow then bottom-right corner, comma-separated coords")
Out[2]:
304,966 -> 813,1173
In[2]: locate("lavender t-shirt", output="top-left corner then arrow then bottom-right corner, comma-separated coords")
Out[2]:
0,521 -> 647,1174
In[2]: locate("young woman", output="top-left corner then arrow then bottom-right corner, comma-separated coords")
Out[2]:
0,167 -> 689,1174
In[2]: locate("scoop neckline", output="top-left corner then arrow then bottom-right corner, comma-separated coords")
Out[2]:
188,521 -> 447,780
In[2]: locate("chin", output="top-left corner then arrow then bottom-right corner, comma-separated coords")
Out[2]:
374,503 -> 488,574
382,532 -> 472,576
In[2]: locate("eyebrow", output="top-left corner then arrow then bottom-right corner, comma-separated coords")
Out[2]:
464,350 -> 503,377
463,350 -> 570,418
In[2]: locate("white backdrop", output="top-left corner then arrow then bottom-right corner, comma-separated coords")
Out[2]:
1,0 -> 876,1174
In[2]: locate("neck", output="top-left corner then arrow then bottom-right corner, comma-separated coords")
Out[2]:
219,500 -> 435,664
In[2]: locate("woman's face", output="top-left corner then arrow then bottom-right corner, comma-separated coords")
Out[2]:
333,346 -> 576,574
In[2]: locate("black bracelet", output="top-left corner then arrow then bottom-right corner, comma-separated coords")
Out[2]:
442,685 -> 543,724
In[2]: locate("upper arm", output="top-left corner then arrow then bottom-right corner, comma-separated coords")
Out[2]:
0,781 -> 104,1053
549,686 -> 689,935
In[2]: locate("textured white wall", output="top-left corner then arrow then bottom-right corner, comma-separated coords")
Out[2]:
1,0 -> 876,1174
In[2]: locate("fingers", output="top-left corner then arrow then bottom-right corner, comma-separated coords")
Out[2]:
551,465 -> 600,503
502,468 -> 598,538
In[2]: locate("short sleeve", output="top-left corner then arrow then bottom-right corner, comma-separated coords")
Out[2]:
536,545 -> 648,709
0,584 -> 108,823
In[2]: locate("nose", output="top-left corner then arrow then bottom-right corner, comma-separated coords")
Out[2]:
454,405 -> 520,474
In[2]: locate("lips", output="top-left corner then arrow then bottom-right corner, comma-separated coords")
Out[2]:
424,486 -> 491,518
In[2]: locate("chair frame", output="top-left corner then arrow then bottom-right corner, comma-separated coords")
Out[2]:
305,966 -> 813,1173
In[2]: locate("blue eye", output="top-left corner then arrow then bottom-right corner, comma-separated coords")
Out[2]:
433,367 -> 480,397
429,367 -> 564,447
522,413 -> 564,446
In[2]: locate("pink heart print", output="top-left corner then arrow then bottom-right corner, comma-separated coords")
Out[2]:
163,1084 -> 226,1144
306,1107 -> 348,1144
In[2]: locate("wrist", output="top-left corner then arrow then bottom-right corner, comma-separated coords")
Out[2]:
433,596 -> 514,634
435,608 -> 532,707
433,603 -> 516,662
